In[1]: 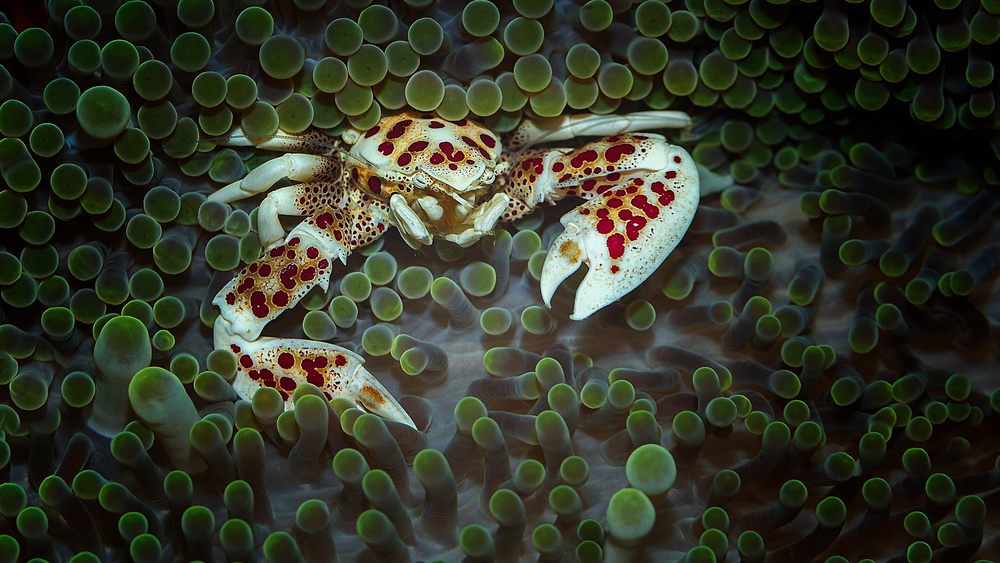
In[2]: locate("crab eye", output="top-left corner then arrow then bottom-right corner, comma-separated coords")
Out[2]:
413,172 -> 432,188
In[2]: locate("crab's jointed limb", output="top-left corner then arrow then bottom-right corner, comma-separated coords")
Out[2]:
215,329 -> 415,428
501,133 -> 700,320
210,147 -> 415,428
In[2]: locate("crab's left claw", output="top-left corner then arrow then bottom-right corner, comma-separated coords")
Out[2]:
540,145 -> 700,320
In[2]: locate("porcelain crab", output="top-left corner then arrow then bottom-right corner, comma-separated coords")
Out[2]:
208,111 -> 700,429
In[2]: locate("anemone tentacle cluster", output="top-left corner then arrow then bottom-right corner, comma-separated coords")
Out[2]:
0,0 -> 998,561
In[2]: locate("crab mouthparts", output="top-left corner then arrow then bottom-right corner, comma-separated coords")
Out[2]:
389,193 -> 510,248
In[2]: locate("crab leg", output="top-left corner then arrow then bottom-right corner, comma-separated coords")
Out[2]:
211,191 -> 412,426
502,134 -> 699,319
503,110 -> 692,150
208,154 -> 345,247
216,327 -> 415,428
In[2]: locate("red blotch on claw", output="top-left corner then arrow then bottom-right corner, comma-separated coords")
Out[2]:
570,150 -> 598,168
607,233 -> 626,259
631,195 -> 660,219
605,144 -> 635,162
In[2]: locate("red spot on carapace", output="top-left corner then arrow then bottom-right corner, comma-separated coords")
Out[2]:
230,344 -> 241,354
368,176 -> 382,193
364,126 -> 380,138
307,247 -> 319,259
607,197 -> 623,208
429,153 -> 444,165
611,265 -> 620,274
240,354 -> 253,368
378,141 -> 394,156
385,119 -> 412,139
429,121 -> 444,129
279,377 -> 297,391
552,162 -> 564,173
335,354 -> 347,367
301,266 -> 316,281
665,170 -> 677,179
318,259 -> 329,269
397,153 -> 412,166
479,134 -> 496,148
278,353 -> 295,369
226,292 -> 236,305
673,155 -> 682,163
407,140 -> 428,152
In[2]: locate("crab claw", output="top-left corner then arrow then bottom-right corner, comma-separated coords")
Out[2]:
540,146 -> 699,320
219,326 -> 416,428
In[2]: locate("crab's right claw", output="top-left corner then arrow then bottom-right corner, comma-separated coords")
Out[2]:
540,145 -> 700,320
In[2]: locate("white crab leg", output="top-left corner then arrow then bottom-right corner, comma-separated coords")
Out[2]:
216,125 -> 340,154
505,110 -> 692,150
209,154 -> 339,204
216,321 -> 415,428
212,198 -> 410,425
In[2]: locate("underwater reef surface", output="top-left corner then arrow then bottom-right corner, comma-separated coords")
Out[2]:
0,0 -> 999,561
